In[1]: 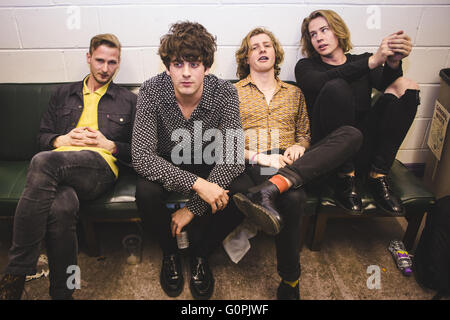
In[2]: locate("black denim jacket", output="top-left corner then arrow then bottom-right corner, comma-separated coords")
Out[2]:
38,79 -> 137,165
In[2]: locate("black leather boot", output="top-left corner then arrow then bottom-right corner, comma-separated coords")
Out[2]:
189,257 -> 214,300
367,175 -> 404,215
233,180 -> 283,235
160,253 -> 184,297
334,175 -> 363,215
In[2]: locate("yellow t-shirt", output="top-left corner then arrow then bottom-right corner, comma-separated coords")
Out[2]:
54,77 -> 118,178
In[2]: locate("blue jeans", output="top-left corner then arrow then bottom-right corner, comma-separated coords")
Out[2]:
4,150 -> 115,299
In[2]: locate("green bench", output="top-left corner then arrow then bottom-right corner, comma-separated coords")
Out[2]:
0,82 -> 434,258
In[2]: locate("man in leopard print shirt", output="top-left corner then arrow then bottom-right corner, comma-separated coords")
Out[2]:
132,21 -> 245,300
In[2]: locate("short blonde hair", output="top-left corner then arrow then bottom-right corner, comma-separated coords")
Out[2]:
235,27 -> 284,80
301,10 -> 352,58
89,34 -> 121,58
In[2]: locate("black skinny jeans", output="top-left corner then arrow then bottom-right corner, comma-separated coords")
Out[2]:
135,164 -> 245,259
244,125 -> 362,281
4,150 -> 116,299
310,78 -> 419,176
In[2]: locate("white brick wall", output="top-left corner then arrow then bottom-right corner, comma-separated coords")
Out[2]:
1,0 -> 449,164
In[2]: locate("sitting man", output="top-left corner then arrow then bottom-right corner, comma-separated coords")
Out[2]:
132,21 -> 246,300
295,10 -> 419,215
232,27 -> 363,299
0,34 -> 136,300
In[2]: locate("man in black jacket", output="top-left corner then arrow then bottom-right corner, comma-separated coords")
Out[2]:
0,34 -> 136,300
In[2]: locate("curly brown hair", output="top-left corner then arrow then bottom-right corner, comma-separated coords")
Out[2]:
158,21 -> 217,70
235,27 -> 284,80
301,10 -> 352,59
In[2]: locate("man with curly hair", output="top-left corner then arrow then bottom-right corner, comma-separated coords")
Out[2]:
232,27 -> 363,299
132,21 -> 245,300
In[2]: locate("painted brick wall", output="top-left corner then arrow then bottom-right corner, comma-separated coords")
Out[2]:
1,0 -> 449,164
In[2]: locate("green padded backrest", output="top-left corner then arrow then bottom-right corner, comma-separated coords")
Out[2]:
1,80 -> 299,161
0,83 -> 141,161
0,83 -> 62,161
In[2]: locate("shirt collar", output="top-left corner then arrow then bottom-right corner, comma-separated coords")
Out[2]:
240,74 -> 287,90
83,75 -> 111,97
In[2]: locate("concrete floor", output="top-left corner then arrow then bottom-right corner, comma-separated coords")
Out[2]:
0,215 -> 441,300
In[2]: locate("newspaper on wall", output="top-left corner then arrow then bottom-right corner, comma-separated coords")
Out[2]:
427,100 -> 450,161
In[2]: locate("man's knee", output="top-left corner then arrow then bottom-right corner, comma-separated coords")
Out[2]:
339,125 -> 363,153
29,151 -> 55,172
320,78 -> 352,98
385,77 -> 419,98
227,172 -> 255,196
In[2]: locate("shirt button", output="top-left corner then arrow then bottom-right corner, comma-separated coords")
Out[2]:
120,118 -> 123,122
78,105 -> 82,109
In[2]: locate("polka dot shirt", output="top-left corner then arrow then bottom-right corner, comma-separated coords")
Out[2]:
132,72 -> 245,216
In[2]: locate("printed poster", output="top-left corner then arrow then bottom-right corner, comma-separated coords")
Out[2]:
427,100 -> 450,161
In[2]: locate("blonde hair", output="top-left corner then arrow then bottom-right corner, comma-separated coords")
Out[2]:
301,10 -> 352,58
89,34 -> 121,58
235,27 -> 284,80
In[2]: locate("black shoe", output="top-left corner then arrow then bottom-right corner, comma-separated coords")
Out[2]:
160,253 -> 184,297
277,280 -> 300,300
0,274 -> 25,300
334,175 -> 363,214
189,257 -> 214,300
233,181 -> 283,235
367,176 -> 404,215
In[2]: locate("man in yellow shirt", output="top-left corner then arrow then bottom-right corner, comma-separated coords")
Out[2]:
0,34 -> 136,300
232,28 -> 362,299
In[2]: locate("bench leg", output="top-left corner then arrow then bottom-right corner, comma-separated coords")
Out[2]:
403,211 -> 425,252
80,216 -> 101,257
309,213 -> 328,251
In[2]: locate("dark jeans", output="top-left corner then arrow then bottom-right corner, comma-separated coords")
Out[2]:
243,125 -> 362,281
135,164 -> 245,259
4,150 -> 116,299
310,78 -> 419,175
278,125 -> 363,187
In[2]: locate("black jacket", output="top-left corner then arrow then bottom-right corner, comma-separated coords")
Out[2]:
38,79 -> 137,165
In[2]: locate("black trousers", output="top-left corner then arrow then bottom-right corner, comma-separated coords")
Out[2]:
310,78 -> 419,176
135,164 -> 246,259
242,125 -> 363,281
